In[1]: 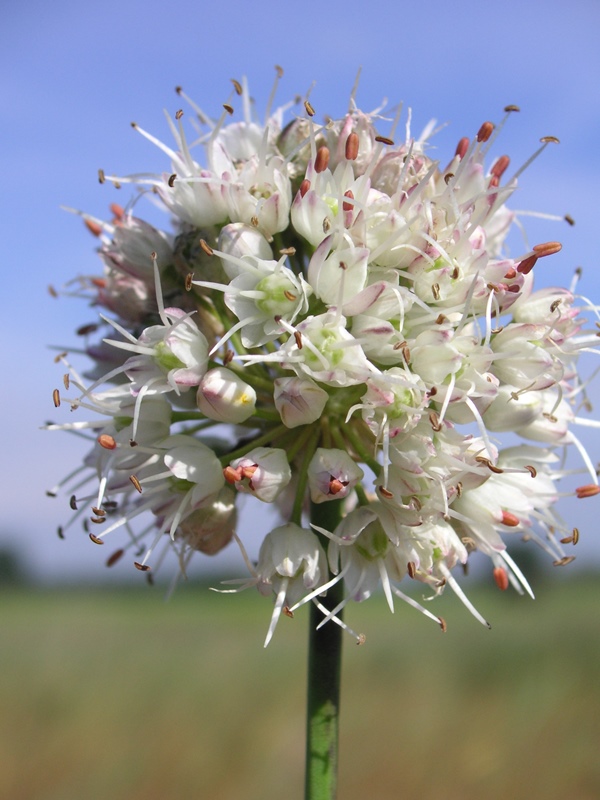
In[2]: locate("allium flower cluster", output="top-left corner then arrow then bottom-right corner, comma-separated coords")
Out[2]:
48,73 -> 600,645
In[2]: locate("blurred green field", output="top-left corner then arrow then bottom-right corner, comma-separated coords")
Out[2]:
2,574 -> 599,800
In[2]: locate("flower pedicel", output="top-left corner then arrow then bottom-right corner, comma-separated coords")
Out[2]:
48,71 -> 599,646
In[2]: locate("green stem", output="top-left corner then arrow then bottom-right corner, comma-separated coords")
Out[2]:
305,500 -> 345,800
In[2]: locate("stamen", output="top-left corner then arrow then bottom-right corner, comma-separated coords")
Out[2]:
345,132 -> 359,161
304,100 -> 315,117
89,533 -> 104,545
575,484 -> 600,498
315,146 -> 330,173
52,389 -> 61,407
493,566 -> 509,591
106,549 -> 125,567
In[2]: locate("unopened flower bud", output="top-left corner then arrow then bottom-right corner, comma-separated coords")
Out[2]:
308,448 -> 364,503
273,377 -> 329,428
197,367 -> 257,423
228,447 -> 291,502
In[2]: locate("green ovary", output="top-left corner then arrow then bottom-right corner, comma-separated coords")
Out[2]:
154,342 -> 186,372
255,274 -> 297,316
303,329 -> 344,369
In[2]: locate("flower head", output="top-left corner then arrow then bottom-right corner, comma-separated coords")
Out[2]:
48,74 -> 600,643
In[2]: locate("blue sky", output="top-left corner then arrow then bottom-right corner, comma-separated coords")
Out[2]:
3,0 -> 600,581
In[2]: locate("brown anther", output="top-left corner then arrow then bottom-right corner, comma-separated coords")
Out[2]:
185,273 -> 194,291
501,510 -> 520,527
378,486 -> 393,499
550,299 -> 561,313
146,572 -> 154,586
76,323 -> 99,336
52,389 -> 61,408
345,132 -> 359,161
543,412 -> 558,423
564,214 -> 575,226
572,527 -> 580,545
250,215 -> 259,227
57,526 -> 65,539
322,218 -> 331,233
504,104 -> 520,113
98,434 -> 117,450
275,65 -> 284,78
516,255 -> 538,275
167,173 -> 177,187
90,516 -> 106,524
540,135 -> 560,144
438,617 -> 447,633
455,137 -> 470,159
231,78 -> 243,95
329,478 -> 345,495
294,330 -> 303,349
444,173 -> 454,184
456,481 -> 463,498
223,349 -> 234,365
524,465 -> 537,478
493,566 -> 509,591
279,247 -> 296,256
199,239 -> 214,256
428,386 -> 438,397
476,457 -> 503,475
431,283 -> 441,301
134,561 -> 151,571
476,121 -> 494,143
575,484 -> 600,499
407,561 -> 416,579
504,267 -> 517,279
106,549 -> 125,567
129,475 -> 143,493
299,179 -> 311,197
342,190 -> 354,212
48,285 -> 58,298
315,146 -> 330,173
91,507 -> 106,517
553,556 -> 576,567
375,135 -> 394,146
356,633 -> 366,646
304,100 -> 315,117
409,495 -> 422,511
491,155 -> 510,180
98,168 -> 106,184
84,219 -> 103,237
62,375 -> 70,392
223,103 -> 234,115
560,535 -> 573,544
429,411 -> 442,432
435,313 -> 446,325
69,495 -> 78,510
89,533 -> 104,545
283,290 -> 297,301
402,346 -> 411,363
175,109 -> 184,120
533,241 -> 562,258
450,266 -> 460,280
223,466 -> 242,484
283,606 -> 294,618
